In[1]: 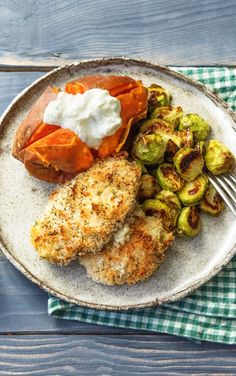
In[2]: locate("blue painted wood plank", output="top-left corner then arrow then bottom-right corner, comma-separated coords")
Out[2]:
0,334 -> 236,375
0,0 -> 235,66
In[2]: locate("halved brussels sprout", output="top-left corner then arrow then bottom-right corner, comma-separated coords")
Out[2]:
151,122 -> 182,147
156,190 -> 181,227
156,163 -> 184,192
204,139 -> 235,175
140,119 -> 174,133
178,113 -> 210,142
164,139 -> 180,162
200,184 -> 224,216
150,106 -> 183,129
150,122 -> 194,150
177,206 -> 201,237
142,198 -> 173,230
173,147 -> 204,182
137,174 -> 161,201
177,174 -> 208,206
195,141 -> 206,156
156,190 -> 182,210
148,84 -> 172,113
177,129 -> 194,147
132,133 -> 166,165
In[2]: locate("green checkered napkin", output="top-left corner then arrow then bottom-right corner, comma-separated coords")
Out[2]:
48,67 -> 236,344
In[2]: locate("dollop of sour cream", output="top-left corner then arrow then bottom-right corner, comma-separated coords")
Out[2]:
43,89 -> 122,149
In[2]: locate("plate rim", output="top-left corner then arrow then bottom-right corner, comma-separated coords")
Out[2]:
0,56 -> 236,310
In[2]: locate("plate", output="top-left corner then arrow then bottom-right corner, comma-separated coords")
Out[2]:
0,57 -> 236,310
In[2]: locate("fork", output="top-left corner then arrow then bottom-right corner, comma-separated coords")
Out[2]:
208,172 -> 236,217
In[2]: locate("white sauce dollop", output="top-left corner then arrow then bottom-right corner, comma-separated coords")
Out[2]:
43,89 -> 122,149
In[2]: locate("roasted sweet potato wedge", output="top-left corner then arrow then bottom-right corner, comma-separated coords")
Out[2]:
65,75 -> 148,158
12,86 -> 59,159
12,75 -> 148,183
12,86 -> 94,183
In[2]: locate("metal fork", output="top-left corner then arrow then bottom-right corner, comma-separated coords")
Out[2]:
208,172 -> 236,217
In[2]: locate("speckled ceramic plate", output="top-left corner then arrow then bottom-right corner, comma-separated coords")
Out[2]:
0,58 -> 236,310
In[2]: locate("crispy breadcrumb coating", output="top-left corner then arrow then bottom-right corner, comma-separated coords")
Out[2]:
31,156 -> 141,265
80,209 -> 174,285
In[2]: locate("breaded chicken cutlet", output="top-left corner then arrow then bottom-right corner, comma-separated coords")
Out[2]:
31,156 -> 141,265
80,207 -> 174,285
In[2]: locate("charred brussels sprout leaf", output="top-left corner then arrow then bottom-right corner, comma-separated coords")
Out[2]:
200,183 -> 224,215
173,147 -> 204,182
137,174 -> 161,201
165,139 -> 180,162
140,119 -> 174,133
177,129 -> 194,147
151,122 -> 182,147
195,141 -> 206,156
132,133 -> 166,165
156,190 -> 181,227
178,113 -> 210,142
148,84 -> 172,113
177,206 -> 201,237
204,139 -> 235,175
156,190 -> 182,210
156,163 -> 184,192
150,122 -> 194,150
142,198 -> 173,230
150,106 -> 183,129
177,174 -> 208,206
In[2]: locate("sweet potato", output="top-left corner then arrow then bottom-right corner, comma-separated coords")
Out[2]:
19,128 -> 94,171
12,86 -> 59,159
65,75 -> 138,97
12,86 -> 94,183
12,75 -> 147,183
65,75 -> 148,157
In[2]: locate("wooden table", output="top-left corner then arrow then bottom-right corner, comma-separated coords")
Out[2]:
0,1 -> 236,374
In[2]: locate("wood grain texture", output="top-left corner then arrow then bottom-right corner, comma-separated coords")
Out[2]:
0,0 -> 236,66
0,335 -> 236,375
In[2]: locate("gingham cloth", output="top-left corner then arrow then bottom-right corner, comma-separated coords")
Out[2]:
48,67 -> 236,344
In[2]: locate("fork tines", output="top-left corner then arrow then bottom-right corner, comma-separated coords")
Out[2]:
208,172 -> 236,217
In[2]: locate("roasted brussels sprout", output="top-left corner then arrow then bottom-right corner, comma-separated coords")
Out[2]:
173,147 -> 204,182
156,190 -> 182,210
204,139 -> 235,175
148,84 -> 171,113
132,133 -> 166,165
150,122 -> 194,150
195,141 -> 206,156
150,106 -> 183,129
156,190 -> 181,227
142,198 -> 173,230
164,139 -> 180,162
151,123 -> 182,147
177,174 -> 208,206
200,184 -> 224,216
177,206 -> 201,237
156,163 -> 184,192
177,129 -> 194,147
137,174 -> 161,201
140,119 -> 174,133
178,113 -> 210,142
